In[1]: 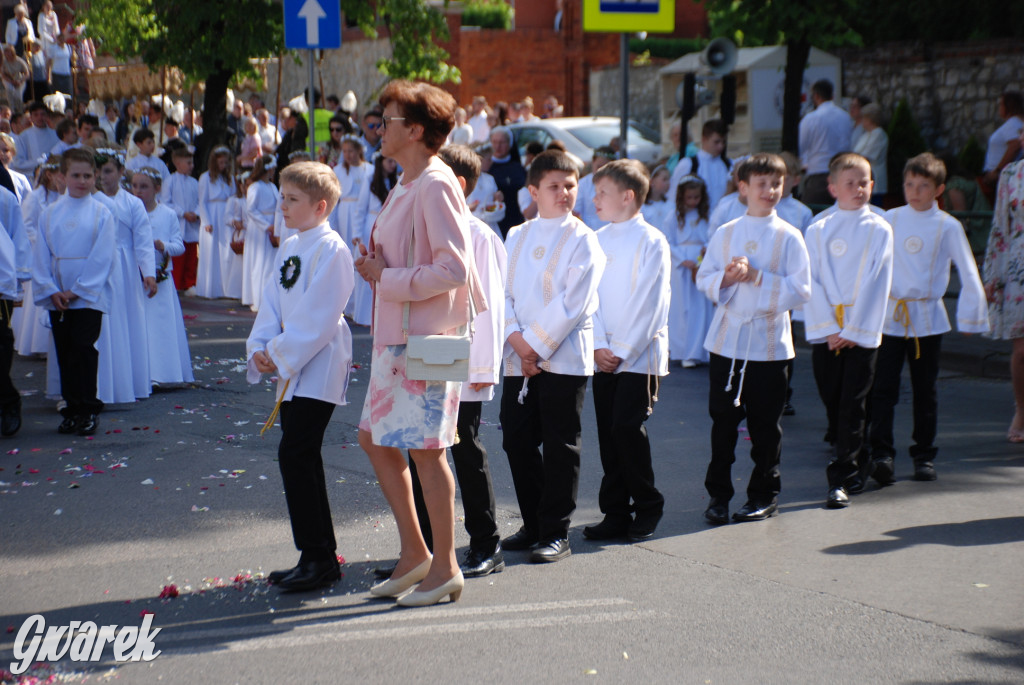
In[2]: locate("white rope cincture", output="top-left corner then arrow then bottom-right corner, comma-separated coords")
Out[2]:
517,376 -> 530,405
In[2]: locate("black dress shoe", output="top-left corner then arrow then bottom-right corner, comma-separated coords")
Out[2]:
782,402 -> 796,416
461,546 -> 505,578
276,559 -> 341,592
827,487 -> 850,509
582,517 -> 631,541
502,526 -> 539,551
372,561 -> 397,579
267,564 -> 301,584
58,416 -> 78,434
628,512 -> 662,541
871,457 -> 896,485
732,500 -> 778,522
529,538 -> 570,563
703,499 -> 729,525
76,414 -> 98,436
846,476 -> 865,494
1,400 -> 21,437
913,461 -> 937,481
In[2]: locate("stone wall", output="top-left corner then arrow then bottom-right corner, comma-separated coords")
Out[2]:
588,63 -> 663,134
838,39 -> 1024,156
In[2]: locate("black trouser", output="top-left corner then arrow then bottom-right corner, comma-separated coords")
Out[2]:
410,401 -> 499,554
501,373 -> 587,541
868,334 -> 942,464
812,343 -> 878,489
278,397 -> 337,562
706,353 -> 789,503
49,308 -> 103,417
592,371 -> 664,521
0,300 -> 19,407
802,172 -> 831,205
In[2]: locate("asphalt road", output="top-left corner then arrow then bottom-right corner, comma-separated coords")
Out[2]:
1,296 -> 1022,684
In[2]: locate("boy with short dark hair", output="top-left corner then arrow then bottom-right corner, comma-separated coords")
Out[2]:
669,118 -> 732,208
161,147 -> 200,293
33,147 -> 117,436
583,158 -> 671,542
247,161 -> 354,592
696,153 -> 811,524
867,153 -> 989,482
501,150 -> 605,563
127,128 -> 169,183
804,152 -> 893,508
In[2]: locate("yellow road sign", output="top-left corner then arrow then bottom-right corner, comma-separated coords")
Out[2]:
583,0 -> 675,33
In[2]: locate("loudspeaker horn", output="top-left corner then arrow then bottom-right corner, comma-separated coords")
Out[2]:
702,38 -> 737,76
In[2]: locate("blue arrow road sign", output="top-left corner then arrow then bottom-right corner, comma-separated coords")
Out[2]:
284,0 -> 341,50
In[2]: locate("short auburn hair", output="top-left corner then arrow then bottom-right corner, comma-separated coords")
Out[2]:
437,144 -> 481,196
593,158 -> 650,208
829,152 -> 871,180
280,161 -> 342,214
378,80 -> 456,153
527,150 -> 579,187
737,153 -> 786,183
61,146 -> 95,173
903,152 -> 946,186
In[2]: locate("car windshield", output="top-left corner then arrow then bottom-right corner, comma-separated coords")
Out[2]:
563,122 -> 659,149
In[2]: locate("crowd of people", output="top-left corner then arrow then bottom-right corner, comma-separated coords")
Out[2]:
0,68 -> 1013,608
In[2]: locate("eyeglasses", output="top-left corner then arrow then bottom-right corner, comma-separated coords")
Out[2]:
380,117 -> 405,131
329,127 -> 344,133
365,122 -> 381,130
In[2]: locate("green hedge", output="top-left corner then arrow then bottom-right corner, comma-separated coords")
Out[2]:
462,0 -> 512,30
628,37 -> 706,60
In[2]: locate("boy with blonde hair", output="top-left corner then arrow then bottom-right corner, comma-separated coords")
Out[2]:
804,152 -> 893,508
584,158 -> 671,541
247,161 -> 354,591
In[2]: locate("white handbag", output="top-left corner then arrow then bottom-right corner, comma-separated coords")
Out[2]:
401,206 -> 475,382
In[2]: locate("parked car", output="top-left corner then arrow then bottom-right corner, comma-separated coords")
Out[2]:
508,117 -> 662,168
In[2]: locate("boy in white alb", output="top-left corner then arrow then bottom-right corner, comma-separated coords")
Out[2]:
126,129 -> 169,184
247,162 -> 354,592
804,153 -> 893,509
696,154 -> 811,525
669,119 -> 732,210
573,146 -> 614,230
868,153 -> 989,483
583,159 -> 671,542
33,148 -> 116,436
161,147 -> 201,293
501,150 -> 605,563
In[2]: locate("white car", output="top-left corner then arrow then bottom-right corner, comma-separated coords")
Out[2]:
508,117 -> 662,167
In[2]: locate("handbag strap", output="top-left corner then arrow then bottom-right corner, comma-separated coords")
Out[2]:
401,170 -> 476,339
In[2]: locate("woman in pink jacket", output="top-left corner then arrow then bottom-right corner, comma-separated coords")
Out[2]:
355,80 -> 486,607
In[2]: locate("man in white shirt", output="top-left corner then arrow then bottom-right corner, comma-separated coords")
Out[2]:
669,119 -> 732,211
799,79 -> 853,205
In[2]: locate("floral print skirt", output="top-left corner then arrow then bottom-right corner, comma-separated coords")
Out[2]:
359,343 -> 461,449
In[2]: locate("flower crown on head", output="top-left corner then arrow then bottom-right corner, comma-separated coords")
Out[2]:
288,150 -> 310,161
134,166 -> 163,183
262,157 -> 277,171
677,174 -> 704,186
40,160 -> 60,171
212,145 -> 231,155
341,134 -> 363,147
94,147 -> 126,166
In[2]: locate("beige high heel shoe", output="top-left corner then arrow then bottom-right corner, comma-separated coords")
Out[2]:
396,571 -> 464,607
369,558 -> 431,598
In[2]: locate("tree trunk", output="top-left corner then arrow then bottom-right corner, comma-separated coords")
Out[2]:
782,39 -> 811,154
195,66 -> 233,177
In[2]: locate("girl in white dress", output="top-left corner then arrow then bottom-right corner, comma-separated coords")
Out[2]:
641,165 -> 673,230
660,176 -> 714,366
222,171 -> 249,298
93,147 -> 157,401
243,154 -> 278,312
196,146 -> 235,299
15,155 -> 63,357
131,168 -> 194,385
331,137 -> 372,316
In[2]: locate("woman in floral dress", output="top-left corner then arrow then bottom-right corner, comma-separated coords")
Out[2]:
984,125 -> 1024,442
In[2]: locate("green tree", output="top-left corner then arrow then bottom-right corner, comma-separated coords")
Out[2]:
80,0 -> 457,160
703,0 -> 862,153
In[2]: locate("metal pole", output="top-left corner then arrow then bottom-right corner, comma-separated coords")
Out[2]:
308,50 -> 315,157
619,33 -> 628,159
